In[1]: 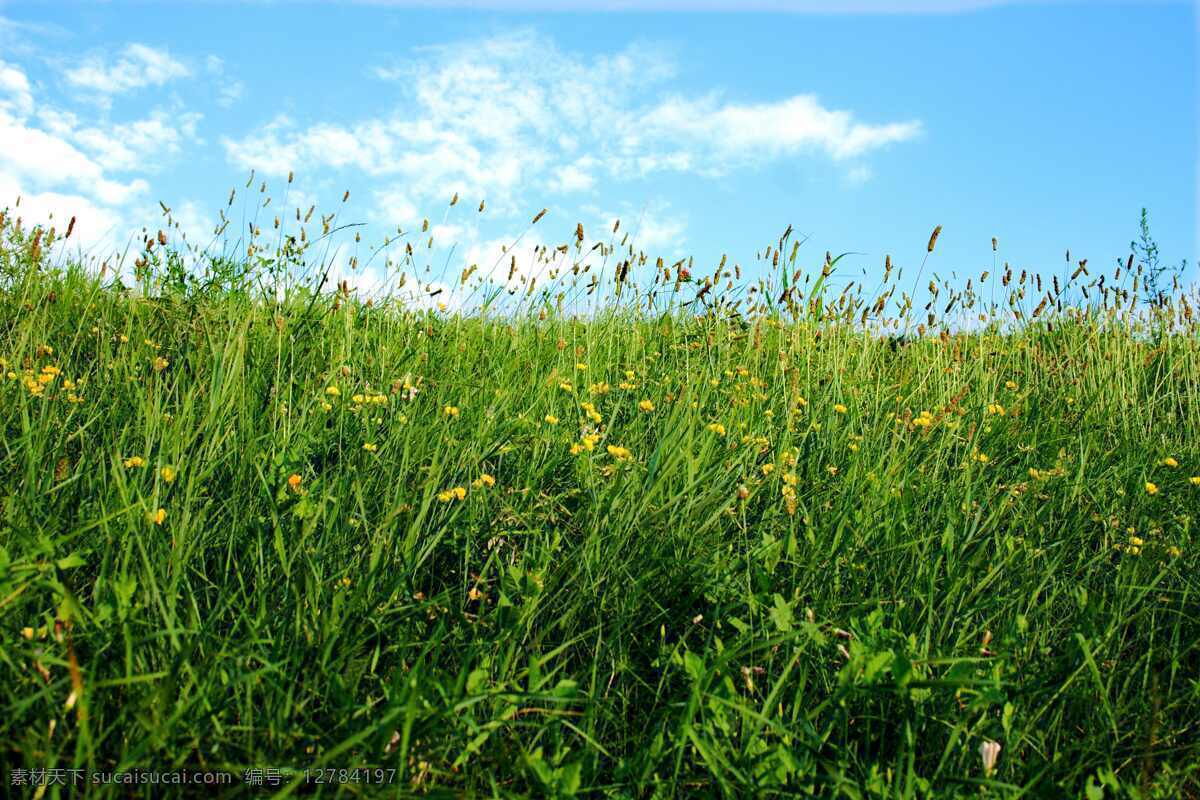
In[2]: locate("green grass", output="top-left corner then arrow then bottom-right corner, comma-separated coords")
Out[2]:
1,211 -> 1199,798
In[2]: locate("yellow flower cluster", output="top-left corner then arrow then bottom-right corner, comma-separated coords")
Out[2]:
570,433 -> 603,455
352,393 -> 388,406
606,445 -> 632,461
437,486 -> 467,502
580,402 -> 602,424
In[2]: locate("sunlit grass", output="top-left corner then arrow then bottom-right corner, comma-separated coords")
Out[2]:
0,189 -> 1198,797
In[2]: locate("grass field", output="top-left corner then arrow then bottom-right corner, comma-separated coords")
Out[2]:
1,198 -> 1198,798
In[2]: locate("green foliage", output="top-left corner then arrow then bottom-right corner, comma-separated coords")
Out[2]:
0,228 -> 1198,798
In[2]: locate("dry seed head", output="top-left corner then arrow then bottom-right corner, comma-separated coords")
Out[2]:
927,225 -> 942,253
531,208 -> 547,225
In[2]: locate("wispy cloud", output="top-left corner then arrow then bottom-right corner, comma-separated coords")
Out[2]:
224,29 -> 918,224
64,43 -> 190,96
205,55 -> 245,108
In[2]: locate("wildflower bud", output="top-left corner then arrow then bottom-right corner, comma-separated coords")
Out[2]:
979,741 -> 1001,776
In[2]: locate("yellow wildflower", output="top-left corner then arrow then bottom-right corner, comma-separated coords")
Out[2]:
161,466 -> 177,483
583,403 -> 602,423
437,486 -> 467,502
123,456 -> 145,469
606,445 -> 632,461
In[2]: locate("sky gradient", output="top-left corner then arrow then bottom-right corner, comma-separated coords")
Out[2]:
0,0 -> 1195,305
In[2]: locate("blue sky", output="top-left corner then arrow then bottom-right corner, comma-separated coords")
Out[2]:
0,1 -> 1194,306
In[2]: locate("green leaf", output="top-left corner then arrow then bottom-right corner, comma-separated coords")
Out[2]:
769,593 -> 793,633
55,552 -> 86,570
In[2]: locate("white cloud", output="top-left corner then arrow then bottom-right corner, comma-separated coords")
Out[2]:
371,188 -> 420,228
0,59 -> 33,118
0,173 -> 125,253
549,158 -> 598,193
637,94 -> 920,166
205,54 -> 244,108
64,43 -> 189,96
0,58 -> 199,256
588,202 -> 688,254
216,80 -> 245,108
224,30 -> 917,221
72,110 -> 202,171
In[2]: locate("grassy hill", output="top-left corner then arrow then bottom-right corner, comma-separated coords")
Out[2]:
1,210 -> 1198,797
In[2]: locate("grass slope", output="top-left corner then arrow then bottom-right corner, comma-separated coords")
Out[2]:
1,230 -> 1199,797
